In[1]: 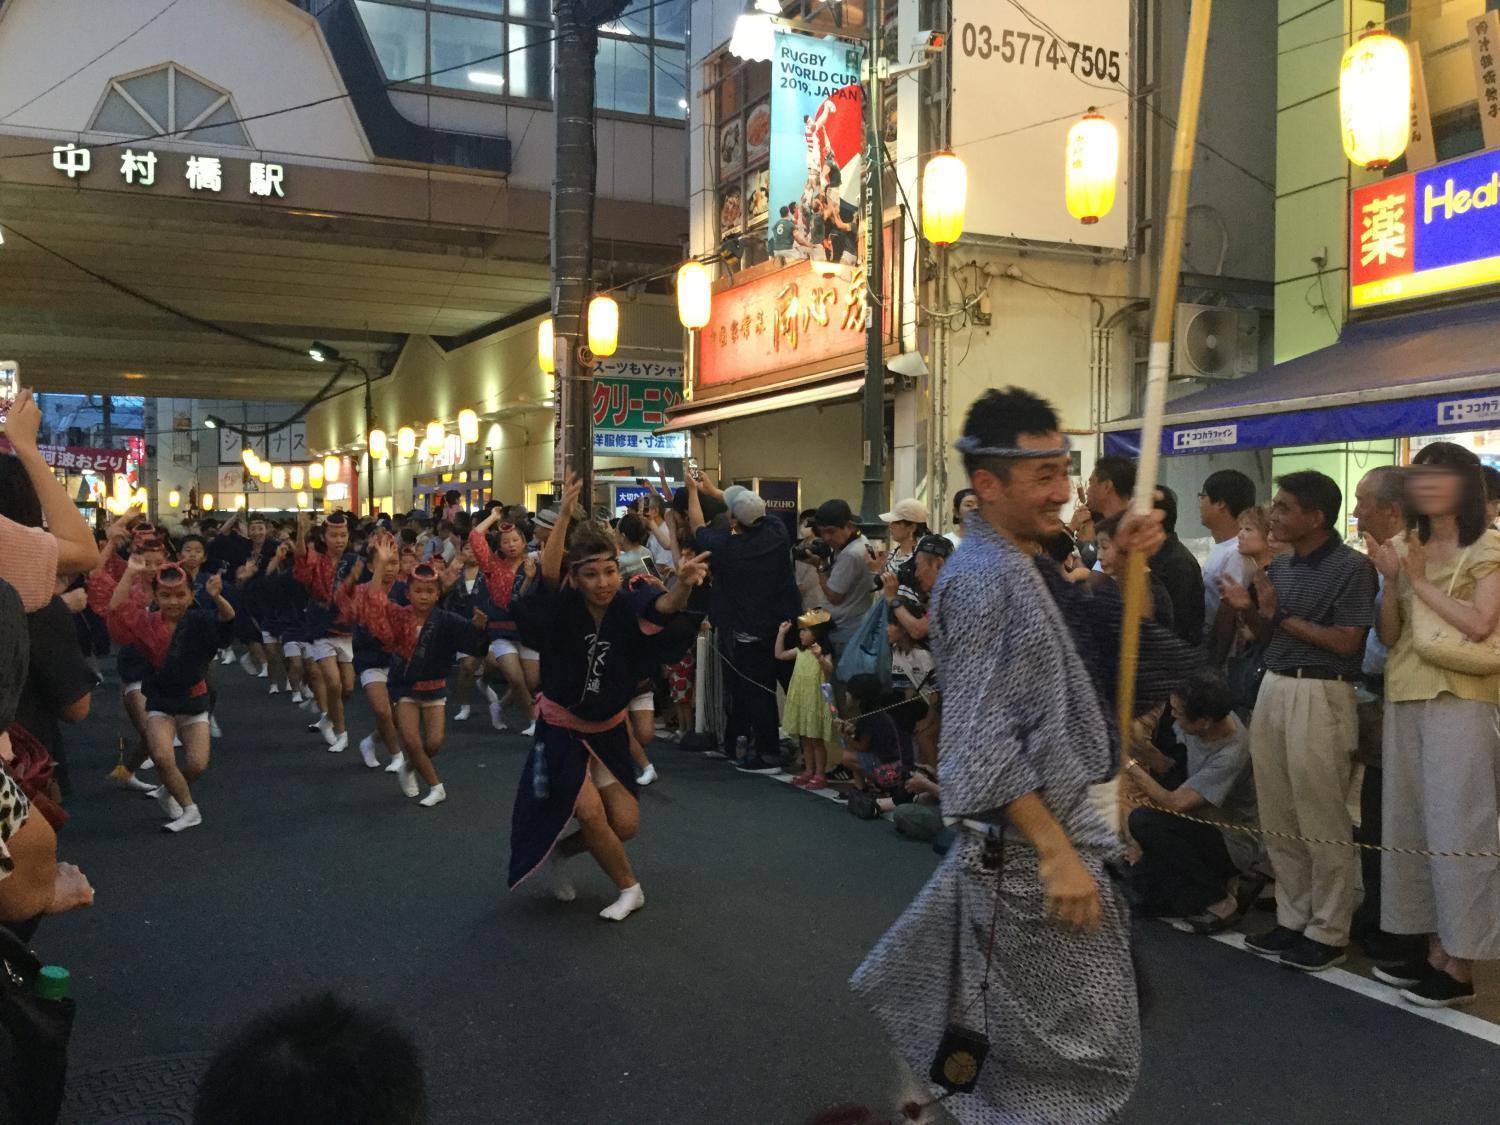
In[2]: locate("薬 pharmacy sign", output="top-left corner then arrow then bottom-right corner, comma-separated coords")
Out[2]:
1351,145 -> 1500,310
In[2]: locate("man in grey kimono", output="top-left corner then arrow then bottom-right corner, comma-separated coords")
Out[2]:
853,387 -> 1176,1125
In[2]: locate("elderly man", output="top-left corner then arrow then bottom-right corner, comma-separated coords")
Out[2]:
854,387 -> 1192,1125
688,476 -> 801,774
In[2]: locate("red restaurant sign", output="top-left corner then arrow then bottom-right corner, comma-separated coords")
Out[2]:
697,258 -> 873,391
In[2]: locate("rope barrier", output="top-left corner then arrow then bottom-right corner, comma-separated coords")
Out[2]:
695,632 -> 1500,861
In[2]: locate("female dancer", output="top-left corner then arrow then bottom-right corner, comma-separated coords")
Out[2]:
507,473 -> 709,921
351,544 -> 406,772
349,542 -> 487,807
449,539 -> 486,722
293,511 -> 360,753
107,557 -> 235,832
469,508 -> 541,734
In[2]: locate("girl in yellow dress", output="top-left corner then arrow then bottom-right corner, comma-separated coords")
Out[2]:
775,608 -> 836,790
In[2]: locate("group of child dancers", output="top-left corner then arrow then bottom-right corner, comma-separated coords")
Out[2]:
87,483 -> 708,923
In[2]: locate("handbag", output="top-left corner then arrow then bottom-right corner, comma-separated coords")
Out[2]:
836,600 -> 892,689
1411,546 -> 1500,675
0,926 -> 75,1125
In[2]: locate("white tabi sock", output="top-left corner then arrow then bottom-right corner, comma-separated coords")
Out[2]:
599,883 -> 645,922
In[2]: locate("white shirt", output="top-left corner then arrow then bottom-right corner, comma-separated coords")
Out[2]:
1201,536 -> 1249,640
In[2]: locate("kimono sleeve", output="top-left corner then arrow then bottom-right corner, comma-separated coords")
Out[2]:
86,565 -> 120,618
931,572 -> 1042,816
106,598 -> 151,650
351,582 -> 401,651
510,582 -> 562,654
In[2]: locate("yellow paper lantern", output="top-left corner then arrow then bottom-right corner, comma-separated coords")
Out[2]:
201,492 -> 214,510
458,408 -> 479,444
397,426 -> 417,459
588,295 -> 619,358
1340,28 -> 1411,170
271,465 -> 286,490
308,462 -> 324,489
256,461 -> 272,484
241,447 -> 258,471
368,428 -> 388,460
290,466 -> 304,490
323,455 -> 340,483
1064,111 -> 1119,225
921,151 -> 968,246
296,491 -> 310,509
425,420 -> 445,453
168,489 -> 181,509
538,318 -> 555,374
676,262 -> 713,329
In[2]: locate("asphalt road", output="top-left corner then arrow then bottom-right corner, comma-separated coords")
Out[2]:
34,664 -> 1500,1124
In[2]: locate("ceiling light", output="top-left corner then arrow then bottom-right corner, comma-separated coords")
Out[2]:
308,341 -> 341,363
468,70 -> 506,88
204,415 -> 223,429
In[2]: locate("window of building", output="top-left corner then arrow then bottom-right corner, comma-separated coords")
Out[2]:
705,54 -> 772,268
353,0 -> 685,118
89,64 -> 250,146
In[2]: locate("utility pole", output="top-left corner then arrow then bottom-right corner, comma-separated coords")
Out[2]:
552,0 -> 629,499
857,6 -> 887,533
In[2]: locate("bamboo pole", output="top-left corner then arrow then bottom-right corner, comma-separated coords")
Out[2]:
1116,0 -> 1214,829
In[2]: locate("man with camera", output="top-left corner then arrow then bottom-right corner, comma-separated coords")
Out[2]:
882,534 -> 953,770
810,499 -> 877,656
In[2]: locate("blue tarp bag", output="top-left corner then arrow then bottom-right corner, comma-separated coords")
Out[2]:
836,599 -> 892,688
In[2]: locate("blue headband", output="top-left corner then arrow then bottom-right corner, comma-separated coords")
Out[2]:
954,434 -> 1072,459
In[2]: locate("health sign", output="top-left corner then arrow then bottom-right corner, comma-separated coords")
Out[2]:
1351,146 -> 1500,309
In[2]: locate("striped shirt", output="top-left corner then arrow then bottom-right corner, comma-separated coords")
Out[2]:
1263,535 -> 1376,678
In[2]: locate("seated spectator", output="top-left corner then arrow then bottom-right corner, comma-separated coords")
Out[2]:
0,390 -> 100,609
840,674 -> 923,819
1124,671 -> 1261,933
193,994 -> 426,1125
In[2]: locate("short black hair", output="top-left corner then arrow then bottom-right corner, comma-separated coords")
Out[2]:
1483,465 -> 1500,502
780,205 -> 789,217
1091,456 -> 1137,500
1041,531 -> 1077,565
1153,485 -> 1179,535
814,498 -> 856,529
1201,469 -> 1256,517
0,454 -> 43,527
959,387 -> 1060,480
1176,670 -> 1232,724
193,994 -> 426,1125
179,534 -> 207,550
1275,470 -> 1341,533
1095,511 -> 1123,539
617,512 -> 647,546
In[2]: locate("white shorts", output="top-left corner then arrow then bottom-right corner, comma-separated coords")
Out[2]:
146,710 -> 210,728
311,636 -> 355,664
283,641 -> 304,659
123,681 -> 144,698
360,668 -> 389,688
629,691 -> 654,713
488,638 -> 539,662
261,631 -> 279,645
397,696 -> 446,709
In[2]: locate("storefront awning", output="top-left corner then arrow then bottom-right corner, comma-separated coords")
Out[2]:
656,374 -> 865,433
1101,299 -> 1500,457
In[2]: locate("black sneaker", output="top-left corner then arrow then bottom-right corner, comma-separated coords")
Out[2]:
825,764 -> 854,783
1280,937 -> 1347,973
1242,926 -> 1301,957
735,756 -> 781,774
1372,958 -> 1431,989
1401,970 -> 1475,1009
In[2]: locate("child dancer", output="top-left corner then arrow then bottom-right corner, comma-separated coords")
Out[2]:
106,558 -> 236,832
349,543 -> 487,806
351,547 -> 406,772
506,473 -> 709,922
775,608 -> 836,789
293,512 -> 360,753
468,509 -> 541,734
449,540 -> 486,722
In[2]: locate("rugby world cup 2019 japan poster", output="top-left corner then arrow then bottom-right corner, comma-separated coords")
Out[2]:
767,30 -> 865,265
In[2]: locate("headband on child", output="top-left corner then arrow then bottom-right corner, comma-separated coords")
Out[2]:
155,564 -> 187,587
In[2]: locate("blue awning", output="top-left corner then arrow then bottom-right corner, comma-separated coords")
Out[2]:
1102,299 -> 1500,457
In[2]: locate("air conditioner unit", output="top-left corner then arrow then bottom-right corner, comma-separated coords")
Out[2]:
1172,304 -> 1260,380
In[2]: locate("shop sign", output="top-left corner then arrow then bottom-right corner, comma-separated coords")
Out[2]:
768,30 -> 865,264
218,423 -> 307,465
1467,12 -> 1500,150
612,484 -> 654,514
697,258 -> 869,390
1171,424 -> 1238,452
1351,145 -> 1500,309
26,443 -> 130,472
592,371 -> 685,455
949,0 -> 1130,249
1437,394 -> 1500,427
53,144 -> 285,196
